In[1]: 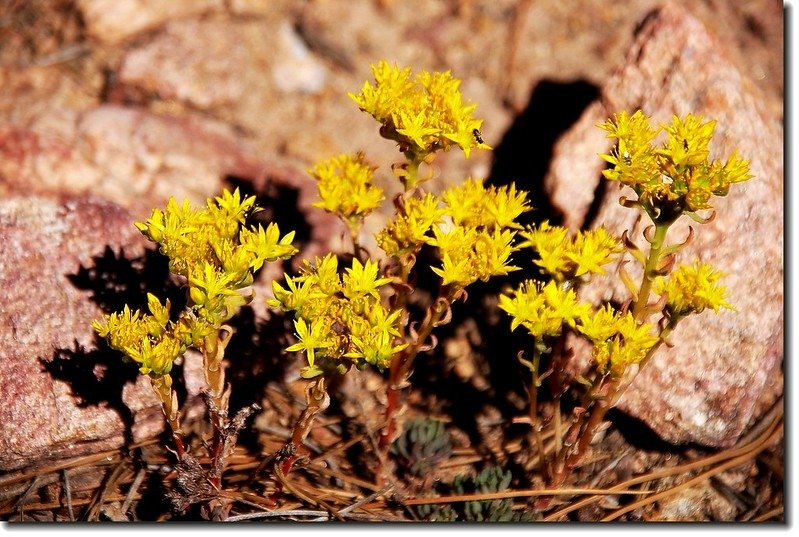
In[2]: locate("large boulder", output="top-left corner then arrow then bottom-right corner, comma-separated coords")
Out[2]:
544,3 -> 783,447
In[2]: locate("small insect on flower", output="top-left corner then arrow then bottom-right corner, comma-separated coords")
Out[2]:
472,128 -> 484,144
330,320 -> 351,358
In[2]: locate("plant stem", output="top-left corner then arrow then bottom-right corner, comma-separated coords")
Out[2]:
631,221 -> 670,319
548,372 -> 610,490
276,378 -> 330,480
346,219 -> 365,262
151,374 -> 184,460
528,341 -> 547,477
203,326 -> 234,489
380,286 -> 458,453
402,155 -> 422,191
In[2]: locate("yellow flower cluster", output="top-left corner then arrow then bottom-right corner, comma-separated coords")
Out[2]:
599,111 -> 753,217
309,153 -> 384,224
499,280 -> 589,338
375,193 -> 444,256
349,60 -> 491,159
576,305 -> 660,378
434,180 -> 531,286
428,226 -> 519,287
93,296 -> 179,376
442,178 -> 529,230
269,254 -> 408,378
518,221 -> 623,282
94,189 -> 297,376
376,179 -> 530,287
653,261 -> 734,317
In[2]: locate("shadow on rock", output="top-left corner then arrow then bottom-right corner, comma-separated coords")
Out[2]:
68,245 -> 187,315
40,246 -> 185,449
42,338 -> 141,448
489,79 -> 599,226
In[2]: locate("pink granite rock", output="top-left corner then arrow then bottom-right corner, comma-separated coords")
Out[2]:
544,3 -> 783,447
0,105 -> 266,218
0,195 -> 168,470
0,105 -> 344,248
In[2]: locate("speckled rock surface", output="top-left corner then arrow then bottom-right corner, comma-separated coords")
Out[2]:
545,3 -> 783,447
0,195 -> 165,471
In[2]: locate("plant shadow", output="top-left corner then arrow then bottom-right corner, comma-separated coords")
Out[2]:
42,246 -> 185,449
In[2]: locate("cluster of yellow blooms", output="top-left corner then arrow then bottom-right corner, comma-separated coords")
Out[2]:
375,192 -> 444,256
269,254 -> 408,378
499,280 -> 587,338
308,153 -> 384,225
432,180 -> 529,286
500,222 -> 640,374
93,189 -> 297,376
654,261 -> 734,317
599,110 -> 752,217
383,178 -> 530,287
518,222 -> 623,282
576,306 -> 660,377
499,282 -> 660,377
349,60 -> 491,159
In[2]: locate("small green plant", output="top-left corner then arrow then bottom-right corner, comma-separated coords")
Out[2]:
415,466 -> 536,522
499,110 -> 752,493
390,417 -> 453,479
92,189 -> 297,507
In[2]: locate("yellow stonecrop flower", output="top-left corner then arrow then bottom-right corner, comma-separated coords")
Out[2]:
568,227 -> 624,277
442,178 -> 531,230
518,222 -> 623,281
499,280 -> 590,338
576,307 -> 659,378
375,192 -> 445,256
343,258 -> 392,300
428,226 -> 519,287
269,254 -> 407,378
95,189 -> 298,378
349,60 -> 490,158
92,294 -> 184,376
653,261 -> 734,317
309,153 -> 384,223
599,111 -> 753,217
136,189 -> 297,283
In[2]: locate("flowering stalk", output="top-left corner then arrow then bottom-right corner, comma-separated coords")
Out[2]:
631,220 -> 670,320
500,110 -> 751,502
93,188 -> 297,506
380,286 -> 461,453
